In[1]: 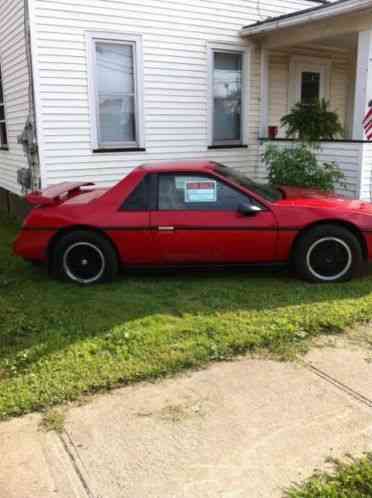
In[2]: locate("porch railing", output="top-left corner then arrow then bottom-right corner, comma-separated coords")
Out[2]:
258,140 -> 364,199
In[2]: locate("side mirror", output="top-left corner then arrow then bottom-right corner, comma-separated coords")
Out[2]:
237,202 -> 262,216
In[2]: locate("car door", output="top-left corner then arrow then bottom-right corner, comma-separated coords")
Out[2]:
104,173 -> 160,265
150,172 -> 278,264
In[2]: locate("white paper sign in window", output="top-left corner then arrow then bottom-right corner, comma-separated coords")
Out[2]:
185,181 -> 217,203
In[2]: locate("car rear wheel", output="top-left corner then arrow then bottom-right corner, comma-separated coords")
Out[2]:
294,225 -> 363,283
53,230 -> 118,284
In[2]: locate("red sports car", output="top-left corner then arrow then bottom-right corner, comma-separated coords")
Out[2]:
13,161 -> 372,284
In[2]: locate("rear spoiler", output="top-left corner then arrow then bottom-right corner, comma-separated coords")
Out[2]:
26,182 -> 94,206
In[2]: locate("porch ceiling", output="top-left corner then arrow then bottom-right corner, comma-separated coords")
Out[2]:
240,0 -> 372,49
315,32 -> 358,51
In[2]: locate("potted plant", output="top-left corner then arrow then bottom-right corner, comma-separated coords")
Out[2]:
281,98 -> 344,143
263,144 -> 345,192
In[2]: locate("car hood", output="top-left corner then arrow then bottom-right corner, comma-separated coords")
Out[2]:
277,186 -> 372,214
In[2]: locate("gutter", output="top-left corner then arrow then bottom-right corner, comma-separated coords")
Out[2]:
17,0 -> 40,192
240,0 -> 372,36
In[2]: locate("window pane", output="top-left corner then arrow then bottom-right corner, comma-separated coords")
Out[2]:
121,177 -> 148,211
98,95 -> 135,143
213,52 -> 242,143
0,64 -> 7,146
158,174 -> 249,211
301,72 -> 320,104
0,123 -> 8,146
95,41 -> 137,145
96,43 -> 134,95
0,65 -> 3,103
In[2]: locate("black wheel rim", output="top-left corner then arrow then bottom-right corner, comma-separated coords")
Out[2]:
63,242 -> 105,283
307,237 -> 352,281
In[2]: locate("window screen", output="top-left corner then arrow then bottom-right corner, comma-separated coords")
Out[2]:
212,51 -> 242,144
95,42 -> 137,146
0,65 -> 8,147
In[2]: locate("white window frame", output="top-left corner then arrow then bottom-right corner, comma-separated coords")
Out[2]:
288,56 -> 331,110
87,32 -> 145,150
207,43 -> 249,147
0,60 -> 8,149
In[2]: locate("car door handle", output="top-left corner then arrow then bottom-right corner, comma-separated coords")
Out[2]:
158,226 -> 175,231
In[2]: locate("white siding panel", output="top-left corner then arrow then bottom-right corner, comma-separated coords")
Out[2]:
0,0 -> 29,194
360,143 -> 372,201
30,0 -> 317,187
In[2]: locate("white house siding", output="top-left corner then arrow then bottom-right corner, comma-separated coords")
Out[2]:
258,141 -> 363,199
268,46 -> 353,138
29,0 -> 320,188
360,142 -> 372,201
316,142 -> 362,198
0,0 -> 29,195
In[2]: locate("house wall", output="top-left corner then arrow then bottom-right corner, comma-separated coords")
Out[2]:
268,46 -> 354,138
28,0 -> 319,188
0,0 -> 29,196
360,142 -> 372,201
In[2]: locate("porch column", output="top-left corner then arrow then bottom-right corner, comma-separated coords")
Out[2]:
352,30 -> 372,140
259,47 -> 269,138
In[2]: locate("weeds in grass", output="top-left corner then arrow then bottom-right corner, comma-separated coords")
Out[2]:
39,408 -> 65,433
285,454 -> 372,497
1,215 -> 372,418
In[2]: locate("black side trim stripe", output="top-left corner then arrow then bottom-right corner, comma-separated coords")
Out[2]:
23,226 -> 301,233
104,226 -> 301,232
24,225 -> 372,234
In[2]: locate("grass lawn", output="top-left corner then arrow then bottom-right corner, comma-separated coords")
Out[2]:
285,454 -> 372,497
1,214 -> 372,419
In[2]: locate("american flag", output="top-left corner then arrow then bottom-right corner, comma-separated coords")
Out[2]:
363,100 -> 372,140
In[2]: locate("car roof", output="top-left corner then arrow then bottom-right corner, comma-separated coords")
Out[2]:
139,160 -> 218,173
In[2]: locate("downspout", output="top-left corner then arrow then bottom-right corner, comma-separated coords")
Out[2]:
17,0 -> 40,193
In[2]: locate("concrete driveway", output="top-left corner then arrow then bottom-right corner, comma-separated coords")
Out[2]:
1,342 -> 372,498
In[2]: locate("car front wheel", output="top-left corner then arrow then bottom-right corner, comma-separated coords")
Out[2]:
53,230 -> 118,284
294,225 -> 363,283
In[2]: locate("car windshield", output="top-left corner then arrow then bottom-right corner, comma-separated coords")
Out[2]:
214,164 -> 282,202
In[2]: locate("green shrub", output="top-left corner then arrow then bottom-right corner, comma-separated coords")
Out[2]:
281,99 -> 344,142
285,455 -> 372,497
263,144 -> 345,192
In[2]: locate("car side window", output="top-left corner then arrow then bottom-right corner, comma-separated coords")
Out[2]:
121,176 -> 149,211
158,174 -> 252,211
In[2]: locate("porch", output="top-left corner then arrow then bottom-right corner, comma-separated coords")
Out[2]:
256,140 -> 372,200
241,0 -> 372,200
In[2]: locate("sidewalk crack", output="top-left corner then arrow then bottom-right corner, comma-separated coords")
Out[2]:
58,431 -> 98,498
302,361 -> 372,409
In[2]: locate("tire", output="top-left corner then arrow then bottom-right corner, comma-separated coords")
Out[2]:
29,260 -> 43,267
294,224 -> 363,283
52,230 -> 118,284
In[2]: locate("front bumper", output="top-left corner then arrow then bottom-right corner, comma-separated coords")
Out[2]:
13,228 -> 56,262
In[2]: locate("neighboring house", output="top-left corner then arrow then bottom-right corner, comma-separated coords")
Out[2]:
1,0 -> 372,215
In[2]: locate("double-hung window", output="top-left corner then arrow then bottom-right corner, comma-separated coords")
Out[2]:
209,48 -> 245,147
88,33 -> 144,151
0,64 -> 8,148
